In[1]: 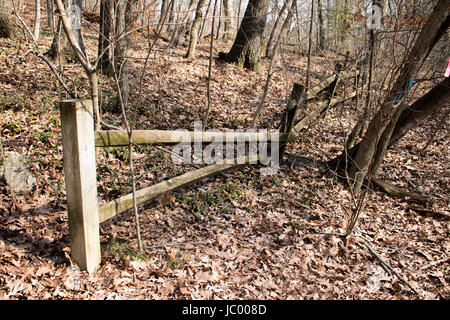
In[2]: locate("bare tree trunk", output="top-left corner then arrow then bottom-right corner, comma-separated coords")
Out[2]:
265,0 -> 288,58
45,15 -> 65,62
167,0 -> 175,33
46,0 -> 54,29
114,0 -> 137,108
220,0 -> 269,71
317,0 -> 325,50
222,0 -> 231,38
236,0 -> 242,30
34,0 -> 41,40
74,0 -> 86,55
199,0 -> 212,39
215,0 -> 221,40
186,0 -> 207,59
98,0 -> 112,74
159,0 -> 170,33
305,0 -> 314,90
346,22 -> 376,149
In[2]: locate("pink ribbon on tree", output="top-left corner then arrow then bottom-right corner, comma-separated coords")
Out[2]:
445,58 -> 450,78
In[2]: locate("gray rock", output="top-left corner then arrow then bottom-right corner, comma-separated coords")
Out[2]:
3,151 -> 36,195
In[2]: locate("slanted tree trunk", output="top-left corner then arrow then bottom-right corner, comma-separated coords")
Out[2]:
219,0 -> 269,71
265,0 -> 288,58
388,77 -> 450,148
34,0 -> 41,40
185,0 -> 207,59
341,0 -> 450,192
331,76 -> 450,175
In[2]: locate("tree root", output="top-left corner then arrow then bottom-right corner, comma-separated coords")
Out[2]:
370,177 -> 432,204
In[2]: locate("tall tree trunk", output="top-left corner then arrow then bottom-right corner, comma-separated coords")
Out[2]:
183,0 -> 196,38
114,0 -> 137,107
98,0 -> 112,74
305,0 -> 314,90
74,0 -> 86,55
215,0 -> 222,40
167,0 -> 175,33
186,0 -> 207,59
46,0 -> 54,29
317,0 -> 325,50
34,0 -> 41,40
222,0 -> 231,38
220,0 -> 269,71
236,0 -> 242,30
265,0 -> 288,58
115,0 -> 127,98
159,0 -> 170,33
199,0 -> 212,39
345,0 -> 450,192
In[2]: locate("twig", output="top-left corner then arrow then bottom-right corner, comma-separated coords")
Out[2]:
147,240 -> 210,250
355,233 -> 422,297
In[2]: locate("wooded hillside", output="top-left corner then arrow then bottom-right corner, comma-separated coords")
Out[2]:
0,0 -> 448,300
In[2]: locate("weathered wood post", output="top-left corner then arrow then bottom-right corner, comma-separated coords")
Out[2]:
278,83 -> 306,161
60,99 -> 100,273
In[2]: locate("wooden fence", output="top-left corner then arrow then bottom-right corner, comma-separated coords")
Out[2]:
60,70 -> 357,273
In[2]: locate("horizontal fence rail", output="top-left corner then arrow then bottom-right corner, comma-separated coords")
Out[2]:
60,69 -> 357,272
98,155 -> 259,222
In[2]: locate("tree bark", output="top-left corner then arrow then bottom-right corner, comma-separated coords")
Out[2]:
98,0 -> 112,74
74,0 -> 86,55
305,0 -> 314,90
34,0 -> 41,40
317,0 -> 325,50
220,0 -> 269,71
46,0 -> 54,29
159,0 -> 170,33
222,0 -> 231,38
186,0 -> 207,59
114,0 -> 137,107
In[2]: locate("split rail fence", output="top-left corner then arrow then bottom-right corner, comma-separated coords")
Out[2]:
60,69 -> 357,273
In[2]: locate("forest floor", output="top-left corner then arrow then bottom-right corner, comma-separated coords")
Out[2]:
0,21 -> 449,300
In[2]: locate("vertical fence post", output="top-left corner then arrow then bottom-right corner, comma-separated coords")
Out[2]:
60,99 -> 100,274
